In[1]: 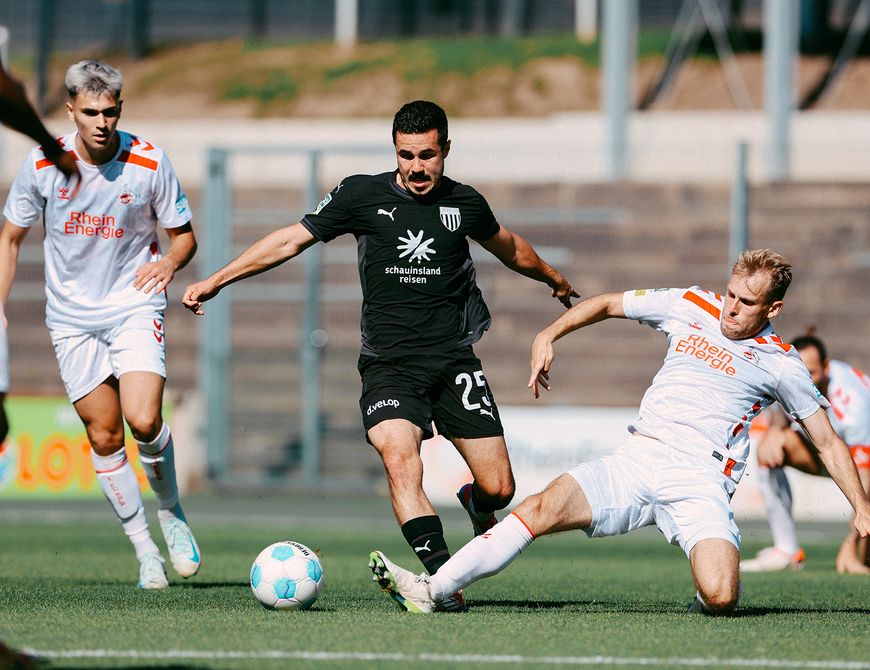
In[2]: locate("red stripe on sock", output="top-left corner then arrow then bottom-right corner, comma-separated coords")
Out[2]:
139,427 -> 171,456
510,512 -> 536,539
94,459 -> 128,474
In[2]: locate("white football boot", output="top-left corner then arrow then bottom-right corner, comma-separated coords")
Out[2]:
138,552 -> 169,590
368,550 -> 435,613
741,546 -> 806,572
160,517 -> 202,578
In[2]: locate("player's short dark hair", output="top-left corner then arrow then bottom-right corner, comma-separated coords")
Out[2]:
392,100 -> 448,148
791,334 -> 827,362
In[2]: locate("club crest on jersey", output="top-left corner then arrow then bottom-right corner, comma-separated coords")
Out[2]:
119,185 -> 138,206
439,206 -> 461,232
742,350 -> 760,365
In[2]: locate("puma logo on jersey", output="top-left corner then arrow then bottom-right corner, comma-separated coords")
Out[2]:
414,540 -> 432,553
378,207 -> 397,221
397,230 -> 436,263
479,407 -> 495,419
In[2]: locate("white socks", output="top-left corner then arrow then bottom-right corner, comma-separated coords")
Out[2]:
429,512 -> 535,602
91,448 -> 159,560
758,466 -> 800,553
136,422 -> 183,521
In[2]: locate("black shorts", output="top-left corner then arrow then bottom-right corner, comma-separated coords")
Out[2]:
358,348 -> 504,442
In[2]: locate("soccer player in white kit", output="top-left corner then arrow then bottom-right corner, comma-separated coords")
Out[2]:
368,249 -> 870,614
0,60 -> 200,589
742,334 -> 870,574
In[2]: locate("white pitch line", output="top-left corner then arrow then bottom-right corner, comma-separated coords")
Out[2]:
23,649 -> 870,668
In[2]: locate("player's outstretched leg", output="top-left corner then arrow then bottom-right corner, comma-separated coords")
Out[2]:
368,551 -> 435,614
137,423 -> 201,578
456,482 -> 498,537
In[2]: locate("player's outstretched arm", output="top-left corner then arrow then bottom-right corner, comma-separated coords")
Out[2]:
134,223 -> 197,294
528,292 -> 625,398
800,408 -> 870,537
478,225 -> 579,308
182,223 -> 317,315
0,63 -> 80,189
0,221 -> 29,308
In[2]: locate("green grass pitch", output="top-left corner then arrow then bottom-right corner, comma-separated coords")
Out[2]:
0,494 -> 867,670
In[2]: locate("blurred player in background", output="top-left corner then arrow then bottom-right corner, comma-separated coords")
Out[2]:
183,100 -> 577,611
742,334 -> 870,574
0,55 -> 81,462
0,60 -> 200,589
368,249 -> 870,615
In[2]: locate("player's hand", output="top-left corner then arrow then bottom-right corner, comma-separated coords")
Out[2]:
853,502 -> 870,539
182,279 -> 221,316
528,332 -> 556,398
756,431 -> 787,468
551,278 -> 580,309
51,151 -> 82,199
134,258 -> 176,294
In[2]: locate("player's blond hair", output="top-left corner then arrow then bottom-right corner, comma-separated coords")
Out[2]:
65,60 -> 123,99
732,248 -> 792,301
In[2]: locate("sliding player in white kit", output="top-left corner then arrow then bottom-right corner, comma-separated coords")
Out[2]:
742,334 -> 870,574
0,60 -> 200,589
369,249 -> 870,614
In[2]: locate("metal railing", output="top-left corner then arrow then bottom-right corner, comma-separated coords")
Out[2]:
201,144 -> 389,485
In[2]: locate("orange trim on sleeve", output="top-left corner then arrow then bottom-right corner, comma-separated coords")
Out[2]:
682,291 -> 721,319
118,150 -> 158,171
510,512 -> 536,539
753,336 -> 792,352
850,445 -> 870,470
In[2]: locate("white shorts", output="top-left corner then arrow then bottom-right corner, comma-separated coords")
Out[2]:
50,313 -> 166,402
0,316 -> 8,394
567,434 -> 740,556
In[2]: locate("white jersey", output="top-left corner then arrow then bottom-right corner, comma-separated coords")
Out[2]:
622,287 -> 828,484
3,131 -> 192,330
826,359 -> 870,448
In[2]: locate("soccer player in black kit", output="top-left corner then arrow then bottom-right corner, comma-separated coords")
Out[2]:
183,101 -> 578,610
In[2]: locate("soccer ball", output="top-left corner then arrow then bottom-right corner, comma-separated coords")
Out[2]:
249,541 -> 324,610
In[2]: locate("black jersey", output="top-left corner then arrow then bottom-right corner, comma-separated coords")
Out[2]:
301,171 -> 500,357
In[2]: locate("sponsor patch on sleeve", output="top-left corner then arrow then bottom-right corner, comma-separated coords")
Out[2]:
312,192 -> 332,215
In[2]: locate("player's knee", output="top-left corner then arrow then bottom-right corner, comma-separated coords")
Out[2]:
487,479 -> 515,509
698,579 -> 741,615
88,427 -> 125,456
125,414 -> 162,442
378,442 -> 420,478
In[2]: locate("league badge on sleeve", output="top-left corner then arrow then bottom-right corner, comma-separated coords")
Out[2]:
175,194 -> 190,216
439,206 -> 461,232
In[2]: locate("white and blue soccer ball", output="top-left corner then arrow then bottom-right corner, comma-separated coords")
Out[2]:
250,541 -> 324,610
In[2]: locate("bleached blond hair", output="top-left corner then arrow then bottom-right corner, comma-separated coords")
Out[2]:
65,60 -> 123,99
732,248 -> 792,301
